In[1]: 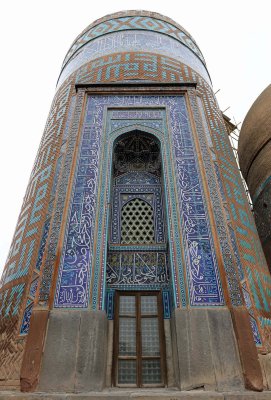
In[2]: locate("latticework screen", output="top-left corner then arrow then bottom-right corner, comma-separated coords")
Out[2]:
121,198 -> 155,244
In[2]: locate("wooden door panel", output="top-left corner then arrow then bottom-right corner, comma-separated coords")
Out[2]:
113,291 -> 166,387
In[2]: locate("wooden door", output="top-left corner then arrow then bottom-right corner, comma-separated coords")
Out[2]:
113,291 -> 166,387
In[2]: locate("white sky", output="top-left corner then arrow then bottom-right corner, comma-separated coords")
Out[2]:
0,0 -> 270,277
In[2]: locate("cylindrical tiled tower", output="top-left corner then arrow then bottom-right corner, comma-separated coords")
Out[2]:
1,10 -> 271,394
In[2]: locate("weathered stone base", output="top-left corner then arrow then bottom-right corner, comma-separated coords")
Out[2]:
38,309 -> 108,392
0,382 -> 20,392
259,353 -> 271,390
20,308 -> 49,392
1,389 -> 271,399
20,306 -> 264,395
171,308 -> 244,391
230,307 -> 263,391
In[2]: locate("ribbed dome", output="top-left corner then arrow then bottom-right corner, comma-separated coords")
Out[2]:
238,84 -> 271,197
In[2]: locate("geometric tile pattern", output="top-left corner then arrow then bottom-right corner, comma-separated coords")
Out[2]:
0,283 -> 25,317
39,91 -> 82,304
105,95 -> 224,305
111,174 -> 165,244
194,76 -> 271,348
17,93 -> 78,336
1,12 -> 271,387
162,290 -> 171,319
106,290 -> 114,320
18,94 -> 78,336
76,53 -> 271,346
106,125 -> 169,313
120,198 -> 155,244
195,94 -> 243,305
107,288 -> 171,320
54,95 -> 224,308
1,32 -> 271,387
63,16 -> 205,68
0,74 -> 74,384
77,52 -> 189,85
58,30 -> 210,87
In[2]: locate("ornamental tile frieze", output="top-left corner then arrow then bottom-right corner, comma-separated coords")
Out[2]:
54,94 -> 224,309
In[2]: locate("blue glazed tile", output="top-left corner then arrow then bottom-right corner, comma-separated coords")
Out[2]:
54,95 -> 224,309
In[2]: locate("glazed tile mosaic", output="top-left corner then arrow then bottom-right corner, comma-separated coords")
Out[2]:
54,94 -> 224,309
62,15 -> 205,68
1,11 -> 271,387
58,31 -> 210,87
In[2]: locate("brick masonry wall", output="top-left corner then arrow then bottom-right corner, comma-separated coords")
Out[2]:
0,45 -> 271,388
0,74 -> 75,387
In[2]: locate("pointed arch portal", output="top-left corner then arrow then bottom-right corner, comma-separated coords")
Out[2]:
106,130 -> 168,386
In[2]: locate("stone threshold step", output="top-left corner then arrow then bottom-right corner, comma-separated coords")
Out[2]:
0,390 -> 271,400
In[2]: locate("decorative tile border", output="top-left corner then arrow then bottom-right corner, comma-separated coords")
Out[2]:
62,15 -> 205,69
54,94 -> 224,309
1,15 -> 271,385
58,30 -> 210,87
193,93 -> 242,306
106,252 -> 169,287
39,89 -> 84,304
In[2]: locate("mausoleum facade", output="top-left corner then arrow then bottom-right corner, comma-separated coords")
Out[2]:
0,10 -> 271,395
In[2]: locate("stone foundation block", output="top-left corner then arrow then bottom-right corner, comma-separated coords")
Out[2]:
171,308 -> 244,392
38,309 -> 107,392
